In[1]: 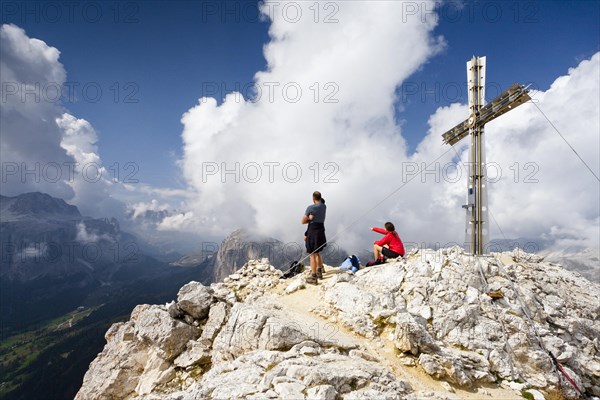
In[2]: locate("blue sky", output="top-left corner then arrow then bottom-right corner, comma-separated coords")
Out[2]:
2,0 -> 598,189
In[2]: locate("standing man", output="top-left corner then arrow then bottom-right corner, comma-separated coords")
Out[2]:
302,191 -> 327,284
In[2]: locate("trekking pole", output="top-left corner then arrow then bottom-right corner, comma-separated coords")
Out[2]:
295,144 -> 457,267
548,351 -> 592,399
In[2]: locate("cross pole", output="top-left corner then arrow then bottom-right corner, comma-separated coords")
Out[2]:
441,56 -> 531,256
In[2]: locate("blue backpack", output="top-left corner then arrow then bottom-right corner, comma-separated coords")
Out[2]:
340,255 -> 360,273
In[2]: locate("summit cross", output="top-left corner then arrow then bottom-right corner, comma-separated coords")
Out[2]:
441,56 -> 531,255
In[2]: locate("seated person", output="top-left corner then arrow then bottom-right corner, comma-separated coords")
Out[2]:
370,222 -> 405,265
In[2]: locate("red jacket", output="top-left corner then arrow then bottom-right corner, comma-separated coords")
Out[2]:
373,227 -> 405,256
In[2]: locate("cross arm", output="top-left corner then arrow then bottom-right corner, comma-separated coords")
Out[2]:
477,83 -> 531,125
441,118 -> 470,146
441,83 -> 531,146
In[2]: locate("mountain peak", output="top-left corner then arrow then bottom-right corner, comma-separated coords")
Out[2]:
76,248 -> 600,399
2,192 -> 81,219
210,228 -> 287,282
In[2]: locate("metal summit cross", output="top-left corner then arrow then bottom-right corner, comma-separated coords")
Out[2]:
441,56 -> 531,256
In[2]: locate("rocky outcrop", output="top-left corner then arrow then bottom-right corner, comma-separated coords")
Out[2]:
211,229 -> 291,282
76,250 -> 600,400
134,344 -> 411,400
77,259 -> 413,399
311,247 -> 600,398
75,304 -> 199,399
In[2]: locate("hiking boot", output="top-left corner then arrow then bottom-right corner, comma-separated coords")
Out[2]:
316,267 -> 324,279
306,274 -> 318,285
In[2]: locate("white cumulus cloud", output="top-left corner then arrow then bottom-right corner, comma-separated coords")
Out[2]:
176,1 -> 599,253
178,1 -> 444,248
0,24 -> 125,219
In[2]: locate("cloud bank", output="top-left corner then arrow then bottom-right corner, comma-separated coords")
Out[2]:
178,1 -> 445,247
0,24 -> 124,219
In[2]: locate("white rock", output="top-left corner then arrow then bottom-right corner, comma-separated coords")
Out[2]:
440,381 -> 455,393
177,281 -> 214,319
274,381 -> 306,398
257,263 -> 269,271
173,341 -> 211,368
505,380 -> 526,391
306,384 -> 338,400
285,276 -> 306,294
418,353 -> 472,386
200,301 -> 229,342
524,389 -> 546,400
136,351 -> 175,395
464,286 -> 480,304
77,251 -> 600,400
132,305 -> 199,360
393,313 -> 438,356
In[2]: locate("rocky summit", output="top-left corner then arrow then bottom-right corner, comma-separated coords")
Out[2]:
76,248 -> 600,400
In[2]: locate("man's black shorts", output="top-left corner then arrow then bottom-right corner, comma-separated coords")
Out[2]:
306,223 -> 326,253
382,247 -> 403,258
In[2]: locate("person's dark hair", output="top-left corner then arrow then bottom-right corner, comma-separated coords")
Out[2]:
313,191 -> 322,202
384,222 -> 395,232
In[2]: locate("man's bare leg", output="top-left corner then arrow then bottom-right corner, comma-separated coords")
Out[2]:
309,253 -> 318,274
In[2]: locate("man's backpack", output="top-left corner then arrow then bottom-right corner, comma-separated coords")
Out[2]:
340,255 -> 360,273
281,260 -> 305,279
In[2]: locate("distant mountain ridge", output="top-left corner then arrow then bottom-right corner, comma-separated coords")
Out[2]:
542,247 -> 599,283
173,230 -> 599,285
171,228 -> 348,282
1,192 -> 137,282
1,192 -> 81,219
0,192 -> 211,400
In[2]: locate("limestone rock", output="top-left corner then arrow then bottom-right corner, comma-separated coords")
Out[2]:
132,304 -> 198,361
173,341 -> 211,368
285,275 -> 306,294
314,248 -> 600,395
306,384 -> 338,400
135,351 -> 175,395
176,281 -> 214,319
166,301 -> 183,319
211,300 -> 314,363
77,251 -> 600,399
392,312 -> 439,356
75,305 -> 198,400
525,389 -> 546,400
200,301 -> 229,342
